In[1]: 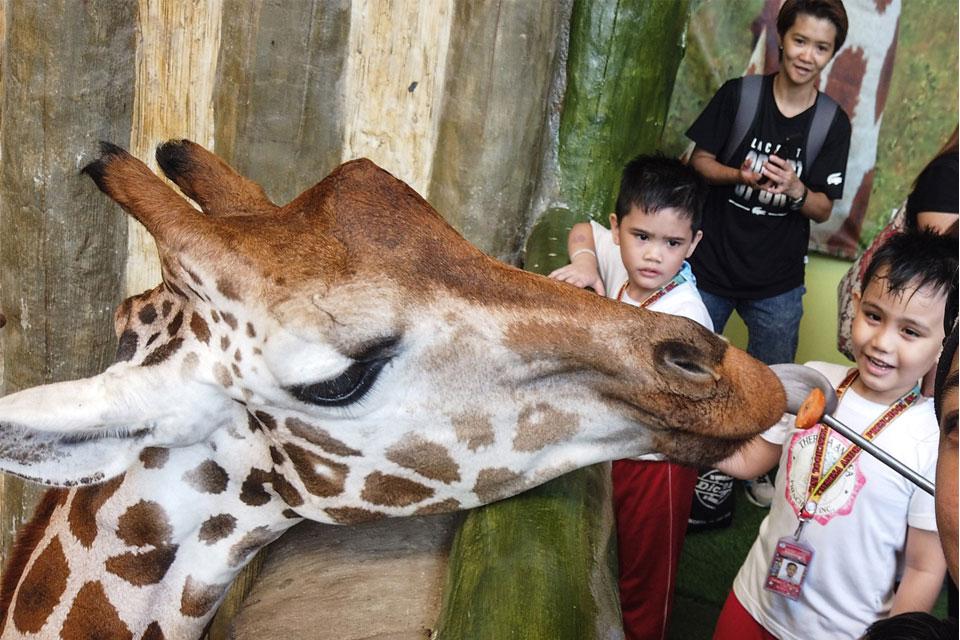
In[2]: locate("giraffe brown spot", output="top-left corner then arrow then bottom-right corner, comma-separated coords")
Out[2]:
220,335 -> 231,351
386,435 -> 461,483
270,471 -> 305,507
105,545 -> 178,586
214,363 -> 233,387
12,536 -> 68,633
116,500 -> 173,547
233,348 -> 242,362
513,402 -> 580,452
180,575 -> 226,618
210,309 -> 220,323
161,300 -> 174,318
361,471 -> 434,507
198,514 -> 237,544
254,410 -> 277,430
414,498 -> 461,515
138,304 -> 158,325
142,337 -> 184,366
240,469 -> 273,506
61,581 -> 132,640
140,447 -> 169,469
166,311 -> 183,337
473,467 -> 525,504
284,417 -> 361,456
116,329 -> 139,362
246,322 -> 256,338
68,475 -> 125,548
216,277 -> 242,301
221,312 -> 238,330
238,467 -> 303,507
190,312 -> 210,344
183,460 -> 229,494
247,412 -> 263,432
282,509 -> 301,519
142,620 -> 165,640
146,332 -> 161,348
325,507 -> 387,524
227,526 -> 276,567
284,444 -> 349,498
231,363 -> 242,378
452,411 -> 496,451
824,47 -> 866,122
269,446 -> 285,465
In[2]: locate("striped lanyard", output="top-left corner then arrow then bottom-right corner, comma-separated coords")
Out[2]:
615,272 -> 686,309
798,369 -> 920,526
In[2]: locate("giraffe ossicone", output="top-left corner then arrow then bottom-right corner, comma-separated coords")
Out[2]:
0,140 -> 808,639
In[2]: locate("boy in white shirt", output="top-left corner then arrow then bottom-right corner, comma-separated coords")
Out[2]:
713,230 -> 955,640
549,154 -> 711,640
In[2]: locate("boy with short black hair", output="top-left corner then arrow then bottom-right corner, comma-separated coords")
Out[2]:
549,153 -> 710,639
714,230 -> 956,640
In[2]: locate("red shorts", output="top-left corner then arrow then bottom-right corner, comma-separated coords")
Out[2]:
713,590 -> 777,640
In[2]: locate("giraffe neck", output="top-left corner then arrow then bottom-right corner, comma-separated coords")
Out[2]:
0,424 -> 297,640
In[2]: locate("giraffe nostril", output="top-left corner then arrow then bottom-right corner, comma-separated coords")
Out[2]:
655,340 -> 719,383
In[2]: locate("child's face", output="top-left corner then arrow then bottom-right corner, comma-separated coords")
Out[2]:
609,206 -> 701,298
851,270 -> 946,404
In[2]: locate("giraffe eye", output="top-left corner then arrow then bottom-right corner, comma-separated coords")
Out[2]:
287,337 -> 399,407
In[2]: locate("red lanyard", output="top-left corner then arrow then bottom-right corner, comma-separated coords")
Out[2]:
799,369 -> 920,521
615,272 -> 685,308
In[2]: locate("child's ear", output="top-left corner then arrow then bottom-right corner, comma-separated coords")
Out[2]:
609,213 -> 620,246
685,230 -> 704,258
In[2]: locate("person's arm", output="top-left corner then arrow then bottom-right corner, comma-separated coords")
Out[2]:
889,526 -> 947,615
714,434 -> 782,480
548,222 -> 606,296
689,147 -> 758,187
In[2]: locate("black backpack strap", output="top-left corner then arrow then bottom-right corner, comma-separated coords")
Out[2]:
720,75 -> 763,165
804,91 -> 838,168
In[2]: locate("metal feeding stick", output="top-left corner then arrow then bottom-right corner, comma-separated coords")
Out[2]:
797,388 -> 935,497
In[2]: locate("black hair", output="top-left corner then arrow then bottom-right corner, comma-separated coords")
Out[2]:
860,611 -> 956,640
777,0 -> 849,53
860,230 -> 958,314
613,154 -> 708,233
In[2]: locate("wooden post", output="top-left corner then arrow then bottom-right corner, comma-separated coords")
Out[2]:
0,0 -> 135,568
427,1 -> 570,262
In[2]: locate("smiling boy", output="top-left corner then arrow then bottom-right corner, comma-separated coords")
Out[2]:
714,230 -> 956,640
549,154 -> 710,639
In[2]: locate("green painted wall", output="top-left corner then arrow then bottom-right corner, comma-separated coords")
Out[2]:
723,253 -> 852,367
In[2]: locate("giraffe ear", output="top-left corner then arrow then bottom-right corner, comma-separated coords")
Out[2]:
0,361 -> 235,486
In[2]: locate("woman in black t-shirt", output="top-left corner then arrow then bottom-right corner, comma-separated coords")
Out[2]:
685,0 -> 851,367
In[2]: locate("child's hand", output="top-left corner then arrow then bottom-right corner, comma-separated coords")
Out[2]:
549,260 -> 605,296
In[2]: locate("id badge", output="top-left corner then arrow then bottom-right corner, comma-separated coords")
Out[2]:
763,536 -> 814,600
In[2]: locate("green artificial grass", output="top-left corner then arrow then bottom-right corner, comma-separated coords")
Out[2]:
668,483 -> 950,639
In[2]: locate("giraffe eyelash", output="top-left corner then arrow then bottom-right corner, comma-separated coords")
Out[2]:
286,336 -> 400,408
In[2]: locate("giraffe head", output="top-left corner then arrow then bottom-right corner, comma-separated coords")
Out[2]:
0,140 -> 791,521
